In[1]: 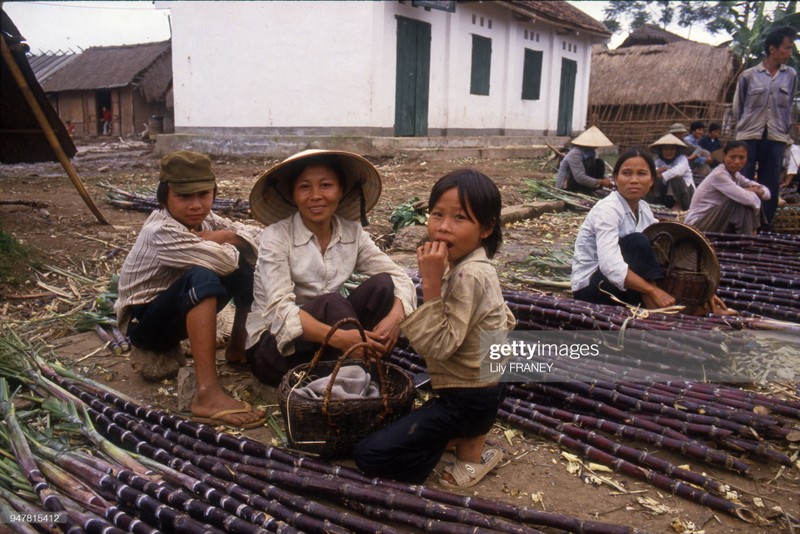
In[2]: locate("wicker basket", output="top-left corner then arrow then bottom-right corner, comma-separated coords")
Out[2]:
772,206 -> 800,234
278,319 -> 415,459
650,231 -> 710,307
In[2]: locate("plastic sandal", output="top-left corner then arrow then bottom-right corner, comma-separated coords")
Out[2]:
439,448 -> 503,489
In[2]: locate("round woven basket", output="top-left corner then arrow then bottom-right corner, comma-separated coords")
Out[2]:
278,357 -> 414,459
277,319 -> 414,459
644,221 -> 720,305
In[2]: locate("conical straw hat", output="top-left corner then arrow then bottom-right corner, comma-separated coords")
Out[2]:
249,149 -> 381,226
571,126 -> 613,148
649,133 -> 688,151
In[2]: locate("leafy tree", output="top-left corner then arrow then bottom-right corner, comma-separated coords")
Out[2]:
603,1 -> 799,67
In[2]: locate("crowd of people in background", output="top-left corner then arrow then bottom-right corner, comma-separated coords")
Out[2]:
558,25 -> 797,238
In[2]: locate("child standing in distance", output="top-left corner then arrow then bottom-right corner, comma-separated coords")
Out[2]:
354,169 -> 515,488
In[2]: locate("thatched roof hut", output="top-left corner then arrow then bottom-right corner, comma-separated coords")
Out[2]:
618,23 -> 687,48
0,10 -> 76,163
42,41 -> 171,102
39,41 -> 172,138
588,39 -> 739,149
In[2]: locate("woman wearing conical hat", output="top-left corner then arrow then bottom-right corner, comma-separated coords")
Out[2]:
647,133 -> 695,211
244,150 -> 417,386
555,126 -> 614,195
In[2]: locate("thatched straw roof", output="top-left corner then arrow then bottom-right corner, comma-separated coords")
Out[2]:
619,23 -> 688,48
503,1 -> 611,37
1,10 -> 76,163
41,41 -> 171,102
589,41 -> 737,106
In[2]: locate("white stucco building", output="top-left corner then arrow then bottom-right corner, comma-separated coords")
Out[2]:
157,0 -> 609,154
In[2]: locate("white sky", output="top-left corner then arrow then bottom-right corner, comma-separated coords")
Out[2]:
3,0 -> 730,54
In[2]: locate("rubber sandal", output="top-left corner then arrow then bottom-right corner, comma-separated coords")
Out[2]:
439,448 -> 503,489
191,402 -> 266,429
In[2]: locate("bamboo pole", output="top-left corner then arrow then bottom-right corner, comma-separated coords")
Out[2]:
1,35 -> 110,225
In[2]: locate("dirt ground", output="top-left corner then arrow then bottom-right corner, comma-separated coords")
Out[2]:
0,139 -> 797,534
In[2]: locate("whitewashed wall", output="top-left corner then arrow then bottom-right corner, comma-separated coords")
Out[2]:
161,0 -> 603,135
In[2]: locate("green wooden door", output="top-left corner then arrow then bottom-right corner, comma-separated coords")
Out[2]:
395,16 -> 431,137
557,58 -> 577,137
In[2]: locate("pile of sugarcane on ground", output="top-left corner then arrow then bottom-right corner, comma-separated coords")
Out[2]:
706,232 -> 800,323
509,225 -> 800,324
0,333 -> 643,534
387,282 -> 799,529
100,182 -> 251,219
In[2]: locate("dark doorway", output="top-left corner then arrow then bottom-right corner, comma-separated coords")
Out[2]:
557,58 -> 577,137
394,16 -> 431,137
96,90 -> 111,136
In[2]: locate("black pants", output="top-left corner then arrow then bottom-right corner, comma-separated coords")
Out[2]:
566,157 -> 605,195
127,259 -> 254,352
246,273 -> 396,386
353,385 -> 505,484
573,233 -> 664,307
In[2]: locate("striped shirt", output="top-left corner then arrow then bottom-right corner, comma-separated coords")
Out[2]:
115,208 -> 261,327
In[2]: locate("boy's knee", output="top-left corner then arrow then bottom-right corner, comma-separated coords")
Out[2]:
186,266 -> 223,285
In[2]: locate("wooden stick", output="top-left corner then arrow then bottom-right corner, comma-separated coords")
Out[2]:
0,36 -> 110,225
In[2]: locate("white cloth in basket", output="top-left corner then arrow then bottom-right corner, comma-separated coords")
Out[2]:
294,365 -> 380,400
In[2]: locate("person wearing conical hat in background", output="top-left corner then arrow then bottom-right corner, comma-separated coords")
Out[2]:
555,126 -> 614,195
115,150 -> 266,429
647,133 -> 695,211
245,150 -> 417,387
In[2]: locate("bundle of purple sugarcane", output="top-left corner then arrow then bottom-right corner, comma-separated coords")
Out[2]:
385,280 -> 799,527
0,339 -> 641,534
706,232 -> 800,323
101,181 -> 251,219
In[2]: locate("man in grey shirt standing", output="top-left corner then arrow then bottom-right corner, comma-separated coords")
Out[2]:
732,26 -> 797,228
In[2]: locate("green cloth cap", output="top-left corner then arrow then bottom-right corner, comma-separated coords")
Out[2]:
159,150 -> 216,194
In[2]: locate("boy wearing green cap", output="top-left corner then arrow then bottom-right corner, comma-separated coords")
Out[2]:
115,150 -> 265,428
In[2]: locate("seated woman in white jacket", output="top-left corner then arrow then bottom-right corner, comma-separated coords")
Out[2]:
684,141 -> 769,236
646,134 -> 695,211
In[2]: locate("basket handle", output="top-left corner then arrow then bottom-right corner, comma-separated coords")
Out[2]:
305,317 -> 367,375
651,231 -> 703,273
320,341 -> 392,418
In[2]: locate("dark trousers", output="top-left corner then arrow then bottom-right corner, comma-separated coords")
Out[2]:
646,177 -> 694,210
566,157 -> 605,195
573,233 -> 664,307
127,260 -> 254,352
742,136 -> 785,226
353,385 -> 505,484
246,273 -> 396,386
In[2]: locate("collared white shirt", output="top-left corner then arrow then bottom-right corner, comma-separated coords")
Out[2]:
656,155 -> 695,190
571,191 -> 657,292
245,212 -> 416,354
